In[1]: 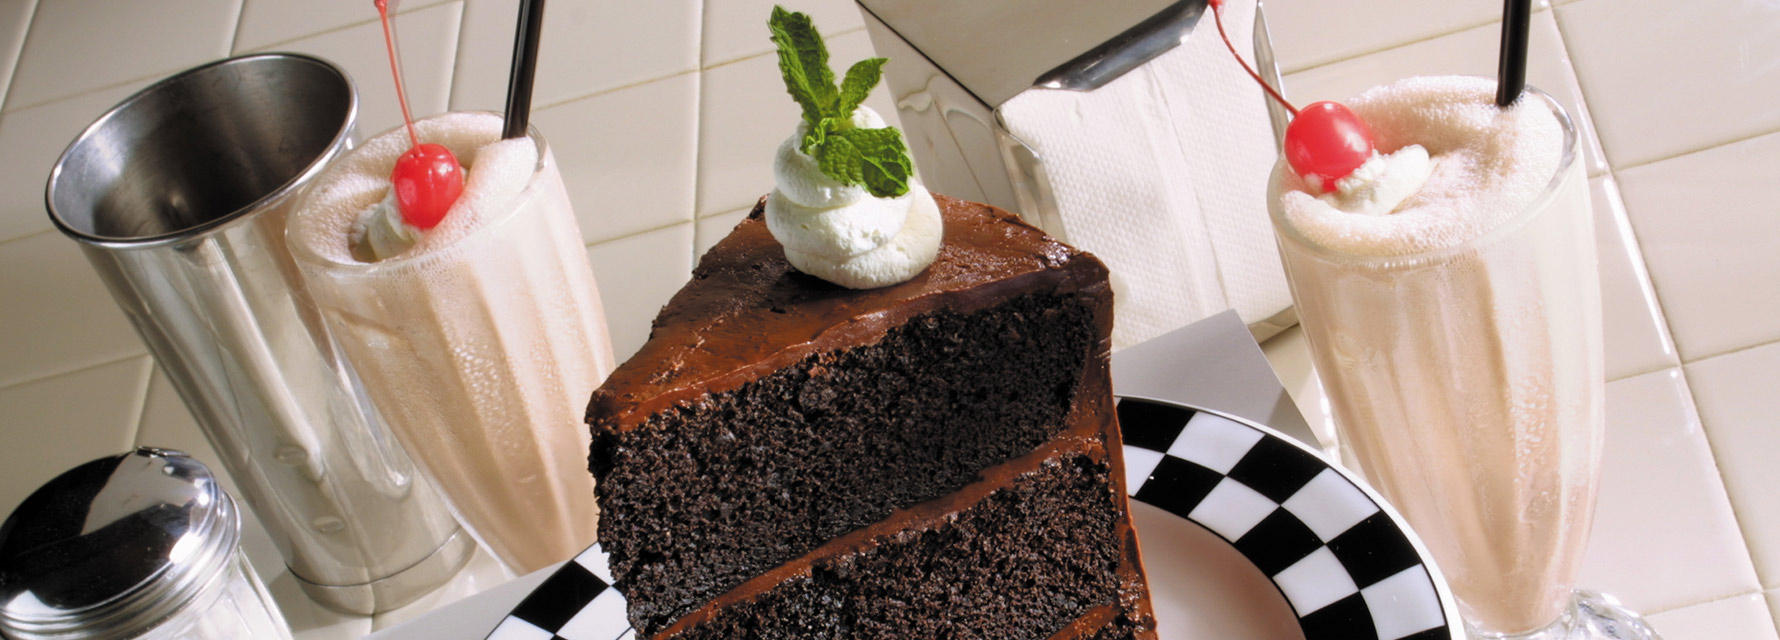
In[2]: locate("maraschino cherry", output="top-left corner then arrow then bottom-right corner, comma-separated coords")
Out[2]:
1208,0 -> 1375,187
377,0 -> 463,229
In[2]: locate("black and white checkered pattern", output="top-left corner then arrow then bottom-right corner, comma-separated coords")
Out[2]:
485,544 -> 631,640
485,397 -> 1459,640
1117,397 -> 1458,640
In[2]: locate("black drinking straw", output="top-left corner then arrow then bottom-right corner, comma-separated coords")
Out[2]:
502,0 -> 547,139
1495,0 -> 1531,107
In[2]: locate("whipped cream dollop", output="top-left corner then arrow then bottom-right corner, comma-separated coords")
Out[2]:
1311,145 -> 1432,216
765,107 -> 941,289
350,190 -> 421,262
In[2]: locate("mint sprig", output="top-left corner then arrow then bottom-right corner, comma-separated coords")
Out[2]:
769,6 -> 912,198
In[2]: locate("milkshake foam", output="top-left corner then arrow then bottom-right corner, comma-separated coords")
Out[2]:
1278,76 -> 1565,255
1270,77 -> 1602,635
288,112 -> 614,573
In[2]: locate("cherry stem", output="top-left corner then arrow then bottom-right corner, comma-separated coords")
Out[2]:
376,0 -> 420,149
1210,0 -> 1297,118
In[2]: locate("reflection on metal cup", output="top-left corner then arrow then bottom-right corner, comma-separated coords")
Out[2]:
45,53 -> 473,615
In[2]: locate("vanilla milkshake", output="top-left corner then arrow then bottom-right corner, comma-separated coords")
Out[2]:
1268,77 -> 1601,635
287,112 -> 614,574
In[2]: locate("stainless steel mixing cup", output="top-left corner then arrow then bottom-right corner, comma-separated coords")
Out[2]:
44,53 -> 473,615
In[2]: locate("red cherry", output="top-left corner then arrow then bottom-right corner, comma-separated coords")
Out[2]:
1284,101 -> 1376,187
391,143 -> 464,230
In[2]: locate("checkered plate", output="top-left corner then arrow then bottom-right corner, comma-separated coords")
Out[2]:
485,396 -> 1463,640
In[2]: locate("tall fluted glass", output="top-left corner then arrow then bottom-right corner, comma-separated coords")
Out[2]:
287,115 -> 614,574
1268,87 -> 1655,639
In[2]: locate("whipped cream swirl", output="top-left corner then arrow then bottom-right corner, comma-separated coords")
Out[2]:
765,107 -> 941,289
1311,145 -> 1433,216
350,190 -> 421,262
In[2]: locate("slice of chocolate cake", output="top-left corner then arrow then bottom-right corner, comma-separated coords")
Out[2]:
585,195 -> 1155,639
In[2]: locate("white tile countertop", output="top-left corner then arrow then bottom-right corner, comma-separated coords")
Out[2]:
0,0 -> 1775,638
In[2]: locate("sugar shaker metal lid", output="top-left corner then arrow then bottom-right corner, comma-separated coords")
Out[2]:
0,447 -> 241,640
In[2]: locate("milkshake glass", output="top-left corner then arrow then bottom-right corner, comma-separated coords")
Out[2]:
286,112 -> 615,574
1268,80 -> 1653,638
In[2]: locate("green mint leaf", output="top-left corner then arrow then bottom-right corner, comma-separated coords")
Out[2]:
831,127 -> 912,198
837,57 -> 887,116
815,135 -> 865,187
770,6 -> 913,198
768,6 -> 835,126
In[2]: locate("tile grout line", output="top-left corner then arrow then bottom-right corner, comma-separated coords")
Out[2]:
0,0 -> 41,115
441,0 -> 464,120
532,68 -> 700,114
226,0 -> 248,56
586,219 -> 696,250
698,25 -> 868,74
122,356 -> 154,449
1670,365 -> 1777,604
689,0 -> 708,259
1611,127 -> 1780,176
0,350 -> 151,395
1646,586 -> 1768,618
232,0 -> 458,55
1280,14 -> 1510,77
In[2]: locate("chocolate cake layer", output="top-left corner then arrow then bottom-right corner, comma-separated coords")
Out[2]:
655,447 -> 1127,639
591,292 -> 1097,633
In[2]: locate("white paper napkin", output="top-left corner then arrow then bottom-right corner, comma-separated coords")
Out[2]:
999,0 -> 1291,349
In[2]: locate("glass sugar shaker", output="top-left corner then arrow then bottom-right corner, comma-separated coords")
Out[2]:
0,447 -> 293,639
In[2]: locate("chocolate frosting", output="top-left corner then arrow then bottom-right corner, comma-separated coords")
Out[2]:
586,193 -> 1155,639
586,194 -> 1104,433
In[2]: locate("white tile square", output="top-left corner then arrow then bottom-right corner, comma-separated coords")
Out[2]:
1578,368 -> 1760,614
702,0 -> 865,68
1556,0 -> 1780,169
6,0 -> 241,109
1359,566 -> 1445,640
1264,0 -> 1503,74
0,0 -> 36,112
1617,131 -> 1780,362
1274,546 -> 1360,615
534,72 -> 697,245
0,80 -> 149,243
1590,176 -> 1677,380
233,0 -> 453,52
1644,593 -> 1779,640
696,30 -> 900,217
1188,477 -> 1278,541
485,617 -> 553,640
1280,9 -> 1608,179
694,207 -> 751,259
0,356 -> 151,515
587,223 -> 694,361
1282,468 -> 1380,542
1121,446 -> 1166,496
247,1 -> 462,138
1685,342 -> 1780,589
1167,411 -> 1265,473
556,591 -> 629,640
134,368 -> 240,498
0,231 -> 148,388
575,545 -> 614,584
451,0 -> 699,113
